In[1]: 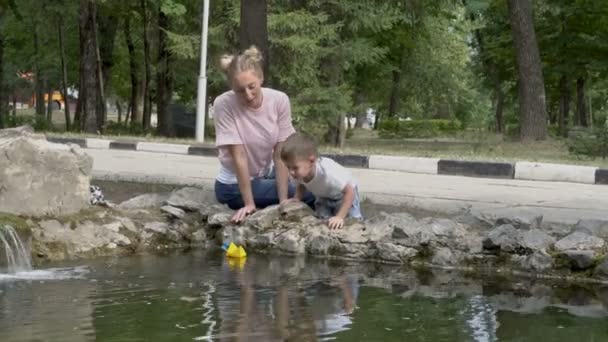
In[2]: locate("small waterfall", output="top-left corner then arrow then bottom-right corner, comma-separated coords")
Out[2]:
0,224 -> 32,273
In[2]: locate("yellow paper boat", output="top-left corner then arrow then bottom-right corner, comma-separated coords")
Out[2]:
226,242 -> 247,258
227,256 -> 246,270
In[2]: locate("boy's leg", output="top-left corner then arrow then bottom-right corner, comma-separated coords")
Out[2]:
348,187 -> 364,219
314,198 -> 334,219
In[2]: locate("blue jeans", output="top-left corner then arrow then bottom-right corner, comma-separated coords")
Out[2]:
215,177 -> 315,210
315,186 -> 363,219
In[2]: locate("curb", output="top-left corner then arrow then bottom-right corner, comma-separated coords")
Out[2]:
46,136 -> 608,186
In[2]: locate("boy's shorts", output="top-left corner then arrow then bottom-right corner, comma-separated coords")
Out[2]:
315,186 -> 363,220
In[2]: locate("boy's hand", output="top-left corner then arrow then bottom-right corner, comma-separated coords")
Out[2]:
328,216 -> 345,229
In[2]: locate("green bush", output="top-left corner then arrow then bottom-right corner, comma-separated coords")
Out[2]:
567,126 -> 608,159
6,115 -> 53,131
105,121 -> 146,136
378,119 -> 461,138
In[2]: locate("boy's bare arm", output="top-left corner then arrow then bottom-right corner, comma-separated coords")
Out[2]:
294,183 -> 305,201
335,183 -> 355,219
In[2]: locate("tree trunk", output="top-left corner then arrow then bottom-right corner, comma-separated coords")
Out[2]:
58,19 -> 71,131
336,112 -> 346,148
388,69 -> 401,118
79,0 -> 100,133
558,75 -> 570,137
124,16 -> 141,125
507,0 -> 547,141
0,32 -> 5,129
156,8 -> 174,137
34,28 -> 45,122
140,0 -> 152,130
97,8 -> 118,130
354,90 -> 366,129
94,13 -> 106,132
45,81 -> 53,124
116,100 -> 122,123
494,83 -> 504,133
576,77 -> 587,127
239,0 -> 269,78
12,92 -> 17,118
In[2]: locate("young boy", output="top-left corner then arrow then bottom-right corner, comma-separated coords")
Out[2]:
280,133 -> 363,229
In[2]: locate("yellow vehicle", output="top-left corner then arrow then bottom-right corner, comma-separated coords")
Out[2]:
30,91 -> 65,110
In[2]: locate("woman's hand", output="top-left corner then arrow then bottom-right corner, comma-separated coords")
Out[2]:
231,203 -> 256,223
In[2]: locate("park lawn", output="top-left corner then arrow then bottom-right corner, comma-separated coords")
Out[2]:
44,129 -> 608,169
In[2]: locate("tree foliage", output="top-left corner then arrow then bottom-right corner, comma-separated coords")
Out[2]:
0,0 -> 606,143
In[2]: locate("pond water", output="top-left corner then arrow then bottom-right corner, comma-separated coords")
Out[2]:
1,251 -> 607,341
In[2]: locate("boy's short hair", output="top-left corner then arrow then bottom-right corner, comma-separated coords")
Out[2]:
281,133 -> 318,162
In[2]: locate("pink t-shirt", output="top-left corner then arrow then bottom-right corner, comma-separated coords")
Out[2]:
214,88 -> 295,182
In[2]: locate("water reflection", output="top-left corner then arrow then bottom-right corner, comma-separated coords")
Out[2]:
0,252 -> 608,341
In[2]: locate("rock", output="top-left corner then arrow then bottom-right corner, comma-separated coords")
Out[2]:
245,205 -> 280,230
335,243 -> 371,259
208,212 -> 232,227
279,201 -> 315,222
376,243 -> 417,263
142,222 -> 181,243
483,224 -> 518,252
454,210 -> 494,230
117,217 -> 138,233
199,204 -> 231,221
220,225 -> 253,246
366,212 -> 417,227
335,223 -> 368,244
118,193 -> 168,209
519,229 -> 556,252
275,229 -> 305,254
165,187 -> 216,211
249,232 -> 275,249
306,234 -> 338,255
191,229 -> 207,243
431,247 -> 462,266
422,218 -> 467,239
593,259 -> 608,278
520,251 -> 553,271
160,205 -> 186,219
555,232 -> 605,252
575,219 -> 608,240
32,219 -> 132,260
0,127 -> 92,216
496,215 -> 543,230
392,223 -> 434,247
562,250 -> 597,270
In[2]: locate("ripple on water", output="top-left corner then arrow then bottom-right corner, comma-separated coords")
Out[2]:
0,266 -> 90,282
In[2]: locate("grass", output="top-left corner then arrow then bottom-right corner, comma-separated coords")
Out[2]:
328,129 -> 608,168
12,108 -> 608,168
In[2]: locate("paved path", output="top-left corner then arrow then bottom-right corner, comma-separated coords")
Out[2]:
87,148 -> 607,224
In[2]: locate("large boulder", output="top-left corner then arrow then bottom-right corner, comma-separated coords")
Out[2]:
0,126 -> 92,216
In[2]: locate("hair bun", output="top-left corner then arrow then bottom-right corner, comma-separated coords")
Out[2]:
219,54 -> 235,71
243,45 -> 263,63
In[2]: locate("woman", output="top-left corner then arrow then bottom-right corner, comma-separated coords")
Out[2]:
213,46 -> 313,222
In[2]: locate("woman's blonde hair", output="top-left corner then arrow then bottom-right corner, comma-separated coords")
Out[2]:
219,45 -> 264,81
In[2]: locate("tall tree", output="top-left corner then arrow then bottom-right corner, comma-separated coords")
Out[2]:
156,4 -> 174,136
78,0 -> 100,133
124,15 -> 141,125
140,0 -> 152,130
57,13 -> 71,131
507,0 -> 547,140
240,0 -> 269,77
